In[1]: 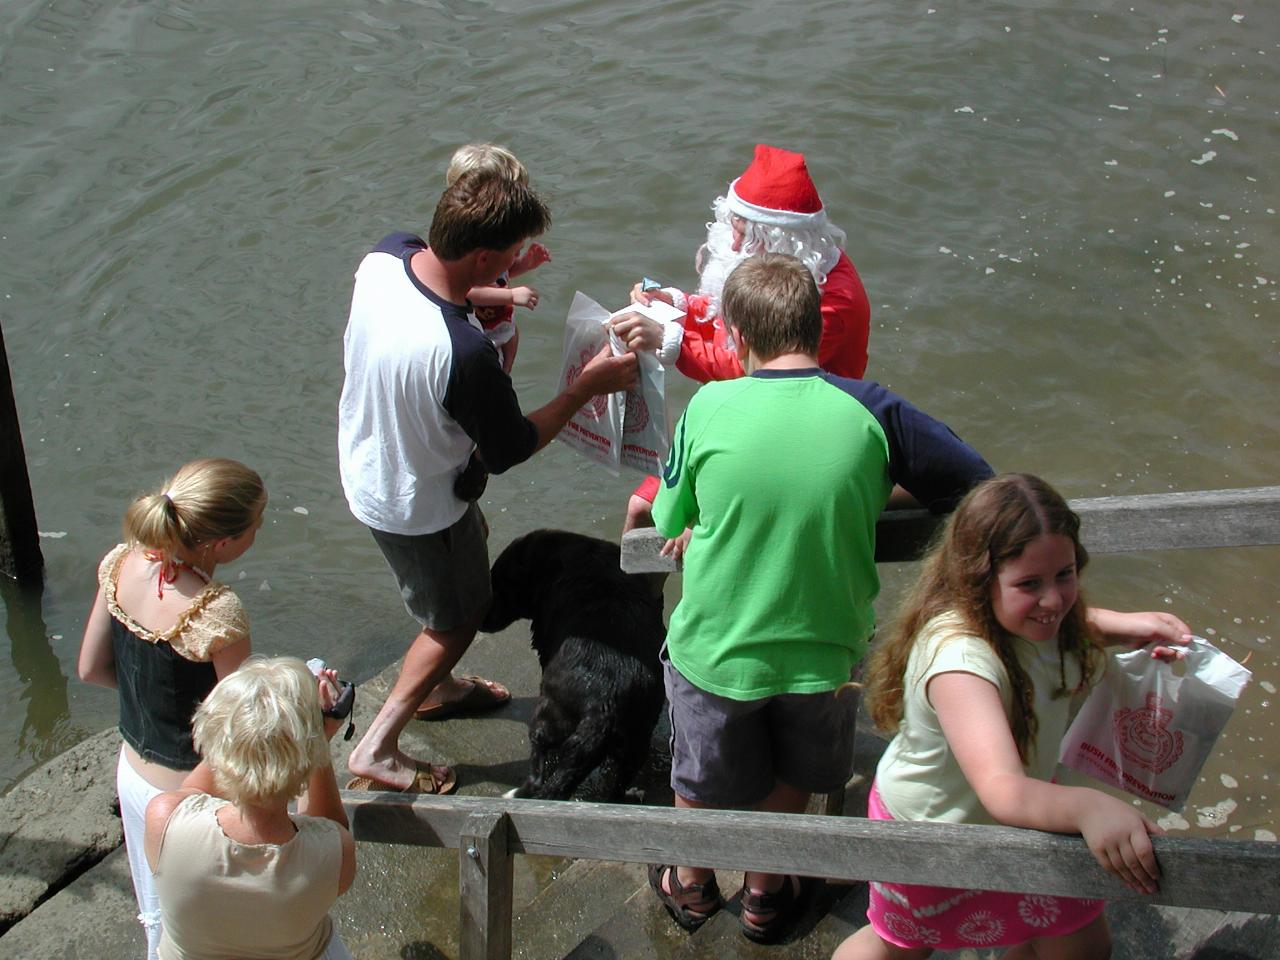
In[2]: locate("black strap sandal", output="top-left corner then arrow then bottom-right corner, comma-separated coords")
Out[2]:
647,863 -> 723,933
738,874 -> 806,943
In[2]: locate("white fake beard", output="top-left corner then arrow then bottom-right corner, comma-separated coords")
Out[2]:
693,220 -> 749,318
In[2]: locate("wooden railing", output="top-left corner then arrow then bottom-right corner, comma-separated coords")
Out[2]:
341,486 -> 1280,959
343,794 -> 1280,958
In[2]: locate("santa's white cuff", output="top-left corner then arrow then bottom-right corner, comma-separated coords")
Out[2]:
658,321 -> 684,366
663,287 -> 688,311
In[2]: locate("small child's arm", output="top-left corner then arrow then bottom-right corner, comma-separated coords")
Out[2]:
468,285 -> 540,309
509,242 -> 550,278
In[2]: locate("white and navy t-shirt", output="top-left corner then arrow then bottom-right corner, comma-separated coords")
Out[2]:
338,233 -> 538,535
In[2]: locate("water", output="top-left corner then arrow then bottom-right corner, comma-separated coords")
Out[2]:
0,0 -> 1276,849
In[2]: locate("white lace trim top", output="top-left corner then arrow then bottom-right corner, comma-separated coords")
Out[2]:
97,543 -> 249,662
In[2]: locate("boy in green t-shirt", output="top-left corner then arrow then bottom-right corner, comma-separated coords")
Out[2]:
648,253 -> 992,942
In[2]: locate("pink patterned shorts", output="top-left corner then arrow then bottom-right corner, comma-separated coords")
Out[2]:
866,784 -> 1105,950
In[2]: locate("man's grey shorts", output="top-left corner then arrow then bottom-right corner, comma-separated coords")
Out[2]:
663,649 -> 859,807
369,503 -> 491,632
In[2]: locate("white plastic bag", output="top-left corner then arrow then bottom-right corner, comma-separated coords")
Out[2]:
558,292 -> 624,474
1058,637 -> 1251,811
608,301 -> 678,475
557,292 -> 675,475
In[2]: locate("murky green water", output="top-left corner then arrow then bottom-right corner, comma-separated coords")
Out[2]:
1,0 -> 1276,858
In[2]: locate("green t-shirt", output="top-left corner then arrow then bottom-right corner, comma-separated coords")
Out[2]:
653,370 -> 894,699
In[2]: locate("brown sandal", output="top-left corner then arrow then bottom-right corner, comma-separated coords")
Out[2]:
648,863 -> 723,932
738,874 -> 805,943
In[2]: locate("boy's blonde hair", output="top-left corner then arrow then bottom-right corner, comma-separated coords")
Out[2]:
192,656 -> 330,806
123,458 -> 265,556
445,143 -> 528,186
721,253 -> 821,361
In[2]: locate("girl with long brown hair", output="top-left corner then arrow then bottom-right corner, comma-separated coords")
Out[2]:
836,473 -> 1190,960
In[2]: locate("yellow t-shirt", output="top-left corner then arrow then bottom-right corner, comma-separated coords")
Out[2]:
875,612 -> 1084,825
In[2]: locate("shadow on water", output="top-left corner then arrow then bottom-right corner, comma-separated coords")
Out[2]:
0,578 -> 80,774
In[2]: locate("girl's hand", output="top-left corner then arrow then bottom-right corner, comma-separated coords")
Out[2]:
1078,792 -> 1163,894
1090,608 -> 1191,660
511,286 -> 539,309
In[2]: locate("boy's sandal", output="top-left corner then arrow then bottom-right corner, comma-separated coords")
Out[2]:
647,863 -> 723,933
738,874 -> 805,944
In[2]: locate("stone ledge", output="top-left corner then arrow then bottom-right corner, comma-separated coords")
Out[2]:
0,727 -> 122,931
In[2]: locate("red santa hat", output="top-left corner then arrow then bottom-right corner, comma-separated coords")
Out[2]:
725,144 -> 827,229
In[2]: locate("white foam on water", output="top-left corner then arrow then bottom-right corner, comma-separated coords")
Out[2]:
1257,829 -> 1277,842
939,246 -> 952,254
1158,812 -> 1190,831
1221,773 -> 1239,789
1232,14 -> 1244,24
259,580 -> 271,592
1212,128 -> 1239,140
1192,150 -> 1217,165
1164,190 -> 1176,197
1108,104 -> 1129,111
38,531 -> 67,539
1261,681 -> 1277,694
1195,797 -> 1237,827
1105,160 -> 1118,166
985,267 -> 995,274
293,506 -> 309,515
954,106 -> 974,113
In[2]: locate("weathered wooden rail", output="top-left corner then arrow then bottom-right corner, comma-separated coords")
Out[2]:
620,485 -> 1280,570
342,486 -> 1280,959
343,794 -> 1280,958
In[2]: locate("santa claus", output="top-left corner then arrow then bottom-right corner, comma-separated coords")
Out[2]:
614,143 -> 871,529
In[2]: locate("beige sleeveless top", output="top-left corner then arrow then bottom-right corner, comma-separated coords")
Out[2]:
155,793 -> 342,960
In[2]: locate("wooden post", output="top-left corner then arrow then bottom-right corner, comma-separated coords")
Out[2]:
458,810 -> 513,960
0,318 -> 42,583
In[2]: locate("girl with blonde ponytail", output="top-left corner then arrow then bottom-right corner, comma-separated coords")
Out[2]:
78,458 -> 265,960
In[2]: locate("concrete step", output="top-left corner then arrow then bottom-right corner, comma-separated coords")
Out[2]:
562,874 -> 691,960
0,846 -> 142,960
512,858 -> 649,960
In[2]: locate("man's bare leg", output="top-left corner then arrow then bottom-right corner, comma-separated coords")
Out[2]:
346,621 -> 478,789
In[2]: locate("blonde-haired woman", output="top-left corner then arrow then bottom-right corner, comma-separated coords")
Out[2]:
78,458 -> 265,958
144,657 -> 356,960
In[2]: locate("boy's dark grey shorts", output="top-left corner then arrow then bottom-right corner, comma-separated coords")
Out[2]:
663,650 -> 859,807
369,503 -> 491,632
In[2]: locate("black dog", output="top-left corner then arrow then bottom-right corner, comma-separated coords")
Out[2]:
481,529 -> 666,801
